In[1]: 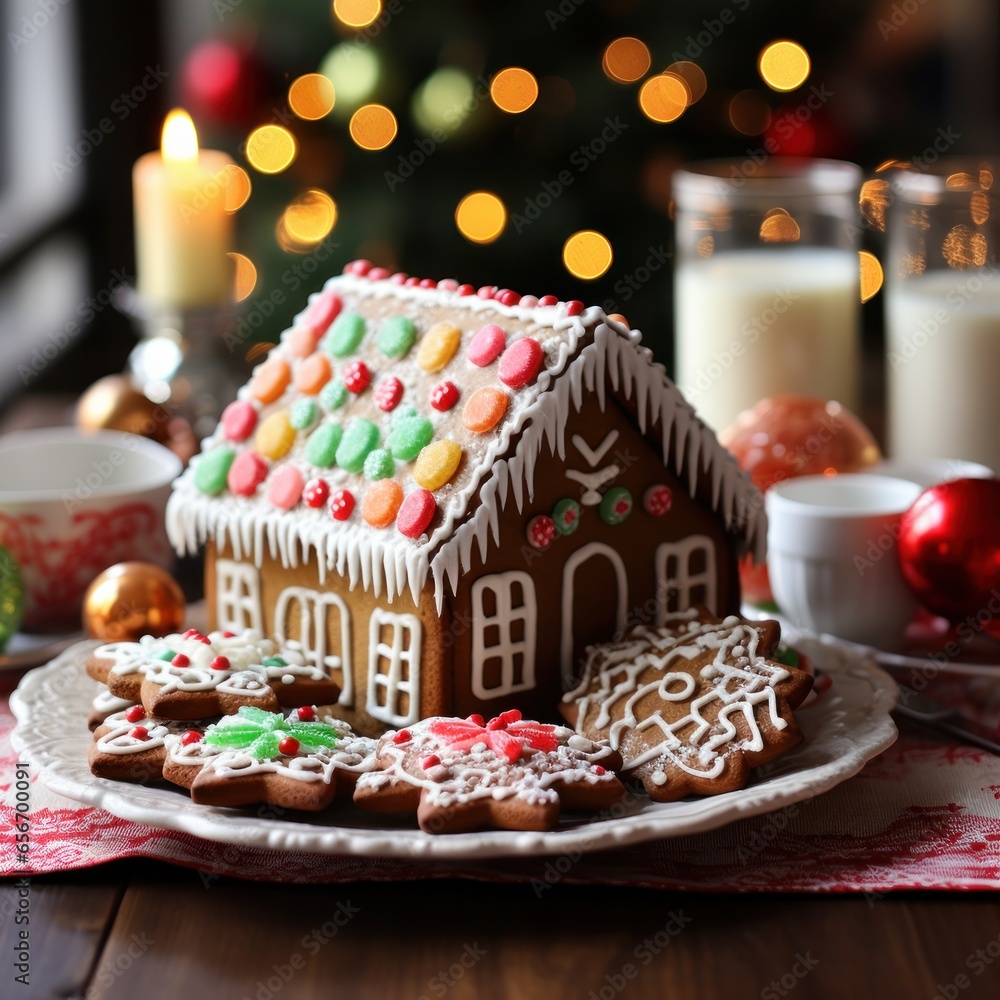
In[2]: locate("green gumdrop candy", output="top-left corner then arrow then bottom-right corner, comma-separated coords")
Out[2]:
388,415 -> 434,461
263,656 -> 287,667
0,546 -> 24,653
153,648 -> 176,661
323,312 -> 366,357
320,379 -> 348,410
290,398 -> 319,431
335,418 -> 381,473
376,316 -> 417,359
305,422 -> 343,468
390,405 -> 418,427
194,447 -> 236,495
363,448 -> 395,481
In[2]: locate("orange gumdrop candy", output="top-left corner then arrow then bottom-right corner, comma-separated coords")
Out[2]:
250,357 -> 291,404
462,387 -> 509,433
294,353 -> 333,395
287,326 -> 320,358
362,479 -> 404,528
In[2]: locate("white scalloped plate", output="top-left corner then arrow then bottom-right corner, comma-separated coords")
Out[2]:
10,640 -> 898,859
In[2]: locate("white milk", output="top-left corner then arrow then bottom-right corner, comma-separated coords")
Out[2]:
674,248 -> 860,431
886,269 -> 1000,470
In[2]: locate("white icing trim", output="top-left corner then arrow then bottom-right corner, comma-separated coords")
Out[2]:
470,571 -> 538,700
216,560 -> 263,634
274,586 -> 353,706
560,542 -> 628,686
655,535 -> 718,620
366,610 -> 422,727
571,430 -> 619,468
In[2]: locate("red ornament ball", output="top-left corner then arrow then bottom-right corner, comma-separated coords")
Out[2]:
898,478 -> 1000,625
296,706 -> 316,721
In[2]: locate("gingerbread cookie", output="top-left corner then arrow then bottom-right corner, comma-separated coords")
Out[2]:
561,611 -> 813,801
353,710 -> 625,834
161,706 -> 377,811
88,628 -> 341,720
89,706 -> 209,784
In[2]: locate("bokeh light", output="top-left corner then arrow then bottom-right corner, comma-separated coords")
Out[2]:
229,252 -> 257,302
246,125 -> 297,174
220,163 -> 252,213
283,189 -> 338,245
758,41 -> 810,92
563,230 -> 614,280
729,90 -> 771,135
638,74 -> 689,123
455,191 -> 507,244
759,208 -> 801,243
349,104 -> 398,150
970,190 -> 990,225
665,62 -> 707,104
859,178 -> 890,232
413,67 -> 475,133
332,0 -> 381,28
858,251 -> 883,302
942,224 -> 988,269
602,37 -> 651,84
490,67 -> 539,114
946,172 -> 976,191
288,73 -> 336,120
320,43 -> 380,116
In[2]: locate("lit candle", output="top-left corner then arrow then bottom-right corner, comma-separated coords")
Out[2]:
133,109 -> 234,309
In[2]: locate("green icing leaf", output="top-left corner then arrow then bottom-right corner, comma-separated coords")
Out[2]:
237,706 -> 277,724
250,731 -> 281,760
202,706 -> 339,760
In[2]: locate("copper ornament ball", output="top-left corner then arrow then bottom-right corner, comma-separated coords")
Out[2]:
82,562 -> 186,642
75,375 -> 170,443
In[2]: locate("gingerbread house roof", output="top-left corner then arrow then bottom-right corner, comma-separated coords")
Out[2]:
167,262 -> 766,609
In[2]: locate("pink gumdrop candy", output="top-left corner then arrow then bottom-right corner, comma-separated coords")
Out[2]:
221,400 -> 258,442
498,337 -> 544,389
267,465 -> 305,510
304,292 -> 342,336
227,450 -> 268,496
396,489 -> 437,539
467,324 -> 506,367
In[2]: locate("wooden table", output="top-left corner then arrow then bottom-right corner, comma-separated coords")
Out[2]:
2,861 -> 999,999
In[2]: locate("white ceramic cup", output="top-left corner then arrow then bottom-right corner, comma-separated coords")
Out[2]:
871,457 -> 994,488
766,473 -> 924,647
0,428 -> 182,632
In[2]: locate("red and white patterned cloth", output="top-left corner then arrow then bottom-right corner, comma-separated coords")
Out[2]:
2,674 -> 998,889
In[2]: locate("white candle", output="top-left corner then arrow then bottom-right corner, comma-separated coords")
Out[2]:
674,248 -> 860,431
887,268 -> 1000,471
133,109 -> 234,309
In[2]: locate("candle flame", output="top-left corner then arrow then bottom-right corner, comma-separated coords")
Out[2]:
162,109 -> 198,164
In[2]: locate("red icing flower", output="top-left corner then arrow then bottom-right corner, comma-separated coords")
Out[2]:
428,710 -> 559,764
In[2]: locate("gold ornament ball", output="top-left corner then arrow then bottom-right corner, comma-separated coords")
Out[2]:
76,375 -> 170,443
83,562 -> 186,642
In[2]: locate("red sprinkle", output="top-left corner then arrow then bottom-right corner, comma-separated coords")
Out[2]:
342,360 -> 371,393
124,705 -> 146,723
566,300 -> 584,316
498,290 -> 520,307
181,730 -> 202,746
130,726 -> 149,741
171,653 -> 190,668
373,376 -> 404,411
345,259 -> 372,276
498,337 -> 544,389
368,266 -> 390,281
419,278 -> 437,289
421,754 -> 441,769
456,284 -> 475,296
538,295 -> 558,306
197,635 -> 212,644
303,478 -> 330,508
297,706 -> 316,721
429,380 -> 459,411
392,729 -> 412,744
592,764 -> 606,775
182,629 -> 199,639
329,489 -> 356,521
278,737 -> 301,755
210,656 -> 230,671
227,450 -> 268,497
396,488 -> 437,539
220,400 -> 259,443
222,631 -> 236,638
405,276 -> 420,287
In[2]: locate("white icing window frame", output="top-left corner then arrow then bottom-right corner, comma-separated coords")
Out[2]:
655,535 -> 717,621
274,586 -> 353,706
215,559 -> 263,635
560,542 -> 628,685
366,611 -> 422,727
470,571 -> 537,701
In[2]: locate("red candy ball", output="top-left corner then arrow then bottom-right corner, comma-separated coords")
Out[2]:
898,478 -> 1000,625
221,400 -> 258,443
478,285 -> 497,299
130,726 -> 149,741
342,360 -> 371,393
329,489 -> 355,521
124,705 -> 146,723
396,488 -> 437,539
499,337 -> 544,389
373,376 -> 404,412
297,705 -> 316,721
345,259 -> 372,276
538,295 -> 558,306
210,656 -> 230,671
368,267 -> 390,281
303,478 -> 330,509
171,653 -> 190,668
278,737 -> 301,755
456,284 -> 475,296
181,730 -> 202,746
430,380 -> 459,411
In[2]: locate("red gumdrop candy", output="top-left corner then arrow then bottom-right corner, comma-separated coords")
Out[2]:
124,705 -> 146,723
210,656 -> 230,671
466,324 -> 506,367
227,450 -> 268,496
396,489 -> 437,539
304,291 -> 342,335
221,400 -> 258,442
498,338 -> 544,389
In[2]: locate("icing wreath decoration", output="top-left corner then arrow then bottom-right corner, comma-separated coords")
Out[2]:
203,706 -> 339,760
427,709 -> 559,764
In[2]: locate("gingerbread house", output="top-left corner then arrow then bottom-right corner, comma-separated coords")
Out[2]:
167,262 -> 766,736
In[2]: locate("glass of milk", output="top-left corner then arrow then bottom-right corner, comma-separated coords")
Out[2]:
885,160 -> 1000,472
672,158 -> 862,432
